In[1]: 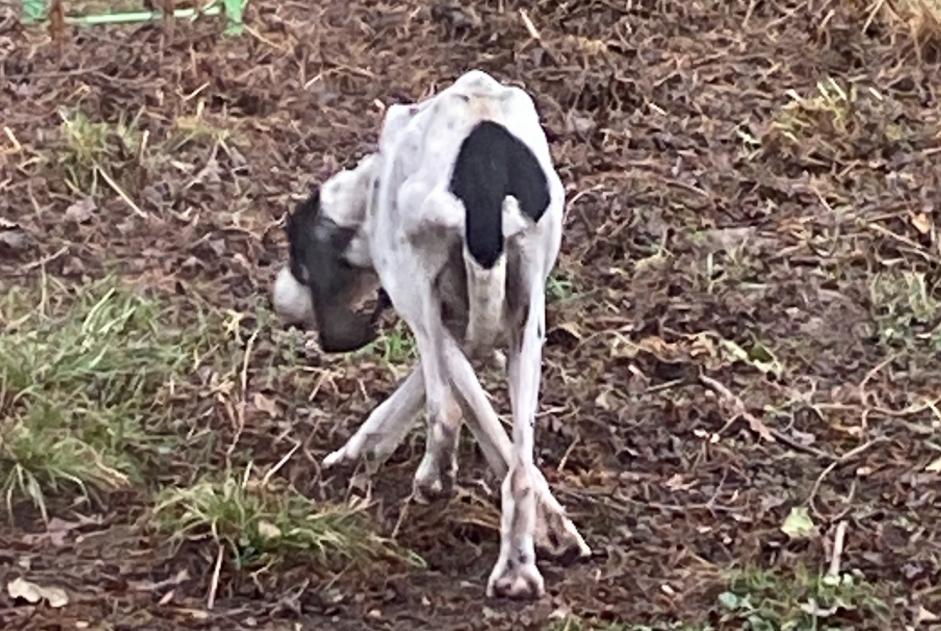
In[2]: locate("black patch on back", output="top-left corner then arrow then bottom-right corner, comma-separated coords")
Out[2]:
449,121 -> 550,269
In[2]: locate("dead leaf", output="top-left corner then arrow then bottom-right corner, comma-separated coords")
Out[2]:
252,393 -> 280,418
257,520 -> 281,539
664,473 -> 694,491
551,321 -> 583,341
638,335 -> 680,360
129,568 -> 190,592
178,608 -> 209,620
0,227 -> 29,251
700,374 -> 776,442
915,605 -> 939,624
798,599 -> 838,617
7,577 -> 41,604
208,239 -> 226,256
21,516 -> 88,547
789,429 -> 817,446
744,412 -> 776,442
566,113 -> 596,136
719,338 -> 782,377
925,456 -> 941,473
594,387 -> 615,411
697,226 -> 758,252
65,198 -> 95,223
7,577 -> 69,608
911,212 -> 932,235
781,506 -> 817,540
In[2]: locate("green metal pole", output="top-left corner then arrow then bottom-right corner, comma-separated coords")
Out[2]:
63,6 -> 222,26
19,0 -> 245,34
223,0 -> 244,35
22,0 -> 47,23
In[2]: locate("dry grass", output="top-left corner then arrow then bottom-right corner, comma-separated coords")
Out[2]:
884,0 -> 941,45
857,0 -> 941,51
761,78 -> 916,166
57,109 -> 145,195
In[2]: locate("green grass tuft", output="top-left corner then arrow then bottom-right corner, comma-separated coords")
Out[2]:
355,321 -> 417,366
152,467 -> 425,571
167,109 -> 235,152
0,277 -> 210,520
57,109 -> 145,195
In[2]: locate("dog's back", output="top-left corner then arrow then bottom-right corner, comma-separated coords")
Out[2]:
375,71 -> 559,351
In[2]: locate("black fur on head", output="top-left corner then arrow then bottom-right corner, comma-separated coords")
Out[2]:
284,189 -> 386,353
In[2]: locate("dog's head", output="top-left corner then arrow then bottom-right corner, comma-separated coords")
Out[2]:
271,155 -> 386,353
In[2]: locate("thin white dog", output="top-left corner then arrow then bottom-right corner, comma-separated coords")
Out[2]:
272,70 -> 589,599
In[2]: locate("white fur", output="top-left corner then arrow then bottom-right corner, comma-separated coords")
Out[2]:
272,267 -> 314,324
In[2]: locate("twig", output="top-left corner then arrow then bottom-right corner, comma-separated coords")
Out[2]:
260,441 -> 300,488
206,543 -> 224,610
244,24 -> 287,51
699,374 -> 775,443
612,491 -> 740,514
870,398 -> 941,419
19,246 -> 68,274
390,492 -> 414,539
227,328 -> 259,457
567,184 -> 606,208
3,127 -> 22,151
807,437 -> 887,516
517,9 -> 561,64
519,9 -> 541,40
2,64 -> 110,81
864,220 -> 938,263
556,436 -> 579,473
701,374 -> 837,458
828,520 -> 848,577
863,0 -> 886,32
742,0 -> 758,27
96,166 -> 146,218
858,354 -> 896,409
646,378 -> 685,394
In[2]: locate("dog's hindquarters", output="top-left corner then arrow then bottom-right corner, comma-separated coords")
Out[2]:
449,120 -> 551,351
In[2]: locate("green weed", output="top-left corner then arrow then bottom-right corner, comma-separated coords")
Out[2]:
763,79 -> 913,165
355,321 -> 417,366
152,466 -> 425,570
548,617 -> 707,631
717,566 -> 890,630
0,276 -> 213,520
869,269 -> 941,350
548,272 -> 578,303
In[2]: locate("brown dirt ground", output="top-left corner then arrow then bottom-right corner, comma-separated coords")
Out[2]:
1,0 -> 940,629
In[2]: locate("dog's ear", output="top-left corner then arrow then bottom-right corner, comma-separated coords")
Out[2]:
282,189 -> 379,353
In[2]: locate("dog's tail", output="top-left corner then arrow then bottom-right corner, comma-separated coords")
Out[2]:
449,121 -> 550,350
